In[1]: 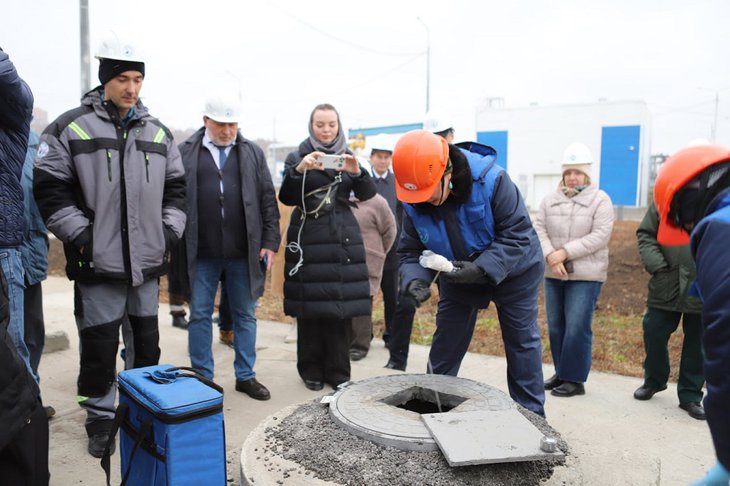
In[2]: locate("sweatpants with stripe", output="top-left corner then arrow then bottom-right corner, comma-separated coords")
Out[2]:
74,280 -> 160,437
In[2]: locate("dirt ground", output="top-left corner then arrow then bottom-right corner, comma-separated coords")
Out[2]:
48,220 -> 689,381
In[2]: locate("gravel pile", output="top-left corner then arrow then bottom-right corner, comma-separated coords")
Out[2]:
260,399 -> 569,486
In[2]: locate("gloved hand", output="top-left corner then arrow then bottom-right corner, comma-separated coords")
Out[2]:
441,261 -> 486,284
690,462 -> 730,486
404,279 -> 431,308
73,227 -> 93,259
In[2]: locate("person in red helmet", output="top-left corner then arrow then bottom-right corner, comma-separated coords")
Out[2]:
653,144 -> 730,486
392,129 -> 546,416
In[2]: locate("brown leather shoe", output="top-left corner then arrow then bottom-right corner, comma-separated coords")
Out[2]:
235,378 -> 271,400
219,330 -> 234,348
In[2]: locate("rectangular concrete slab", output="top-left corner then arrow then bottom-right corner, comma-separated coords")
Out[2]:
421,409 -> 564,466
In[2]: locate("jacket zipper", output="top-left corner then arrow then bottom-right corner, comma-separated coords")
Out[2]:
117,126 -> 132,283
144,152 -> 150,182
106,149 -> 112,181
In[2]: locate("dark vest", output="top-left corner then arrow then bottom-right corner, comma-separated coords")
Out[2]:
373,171 -> 402,270
372,171 -> 397,215
196,146 -> 248,259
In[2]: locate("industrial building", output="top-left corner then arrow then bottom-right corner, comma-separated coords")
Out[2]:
349,100 -> 652,211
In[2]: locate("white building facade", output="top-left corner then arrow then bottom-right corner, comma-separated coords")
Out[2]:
475,100 -> 652,210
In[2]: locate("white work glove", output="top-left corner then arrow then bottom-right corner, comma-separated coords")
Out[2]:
419,250 -> 454,273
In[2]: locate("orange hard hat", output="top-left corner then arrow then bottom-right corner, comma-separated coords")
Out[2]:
392,130 -> 449,203
654,144 -> 730,245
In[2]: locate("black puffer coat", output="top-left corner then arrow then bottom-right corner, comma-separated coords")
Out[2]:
279,140 -> 376,319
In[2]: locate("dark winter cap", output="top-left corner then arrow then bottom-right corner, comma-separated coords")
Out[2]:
98,58 -> 145,85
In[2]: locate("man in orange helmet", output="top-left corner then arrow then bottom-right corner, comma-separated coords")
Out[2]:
653,144 -> 730,485
392,130 -> 546,416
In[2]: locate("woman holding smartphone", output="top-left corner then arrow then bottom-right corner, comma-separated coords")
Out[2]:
533,142 -> 614,398
278,103 -> 376,391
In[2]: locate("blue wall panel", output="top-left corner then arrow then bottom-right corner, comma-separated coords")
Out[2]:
477,131 -> 509,171
599,125 -> 640,206
348,123 -> 423,138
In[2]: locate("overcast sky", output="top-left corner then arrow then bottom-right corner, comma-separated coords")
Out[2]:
3,0 -> 729,153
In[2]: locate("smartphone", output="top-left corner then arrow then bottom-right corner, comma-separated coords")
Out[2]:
564,261 -> 574,273
318,154 -> 346,170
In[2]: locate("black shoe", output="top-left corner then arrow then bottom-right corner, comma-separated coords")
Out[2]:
171,315 -> 188,329
303,380 -> 324,391
327,380 -> 350,390
235,378 -> 271,400
679,402 -> 706,420
384,360 -> 406,372
544,374 -> 563,390
349,350 -> 367,361
633,384 -> 667,401
88,433 -> 114,458
551,381 -> 585,397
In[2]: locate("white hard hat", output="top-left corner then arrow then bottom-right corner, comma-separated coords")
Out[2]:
367,133 -> 395,156
423,110 -> 453,134
686,138 -> 711,148
562,142 -> 594,166
203,94 -> 241,123
94,32 -> 144,62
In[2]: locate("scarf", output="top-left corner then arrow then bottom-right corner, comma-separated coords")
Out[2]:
560,184 -> 589,198
308,122 -> 348,155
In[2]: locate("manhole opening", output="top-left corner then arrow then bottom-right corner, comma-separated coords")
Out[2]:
380,386 -> 467,414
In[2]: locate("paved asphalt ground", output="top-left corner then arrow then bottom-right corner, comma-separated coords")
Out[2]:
37,276 -> 715,485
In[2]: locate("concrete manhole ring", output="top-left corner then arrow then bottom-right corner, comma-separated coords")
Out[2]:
328,374 -> 515,451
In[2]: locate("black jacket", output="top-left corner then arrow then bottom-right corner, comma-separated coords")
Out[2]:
372,171 -> 403,271
178,128 -> 280,300
278,139 -> 376,319
0,264 -> 40,450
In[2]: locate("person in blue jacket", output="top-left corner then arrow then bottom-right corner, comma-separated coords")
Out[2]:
653,144 -> 730,486
391,130 -> 545,416
0,47 -> 35,378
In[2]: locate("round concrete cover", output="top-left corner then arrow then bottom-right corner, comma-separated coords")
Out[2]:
328,374 -> 514,451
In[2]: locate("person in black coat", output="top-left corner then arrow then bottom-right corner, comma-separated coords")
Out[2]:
278,104 -> 376,391
1,211 -> 49,486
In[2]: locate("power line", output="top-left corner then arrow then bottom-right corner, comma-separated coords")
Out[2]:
268,1 -> 423,57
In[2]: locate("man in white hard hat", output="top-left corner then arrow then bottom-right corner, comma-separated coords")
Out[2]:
33,33 -> 186,458
423,110 -> 455,142
179,93 -> 279,401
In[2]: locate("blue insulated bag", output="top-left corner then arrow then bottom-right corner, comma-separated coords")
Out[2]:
102,365 -> 226,485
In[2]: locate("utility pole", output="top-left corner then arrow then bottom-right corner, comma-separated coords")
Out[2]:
712,90 -> 719,143
417,17 -> 430,114
698,87 -> 721,143
79,0 -> 90,95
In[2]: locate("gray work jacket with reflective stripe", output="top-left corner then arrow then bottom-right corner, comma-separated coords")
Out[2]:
33,88 -> 186,286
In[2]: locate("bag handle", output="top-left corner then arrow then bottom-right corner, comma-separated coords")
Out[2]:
164,366 -> 224,394
102,403 -> 156,486
101,402 -> 128,486
120,421 -> 152,485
